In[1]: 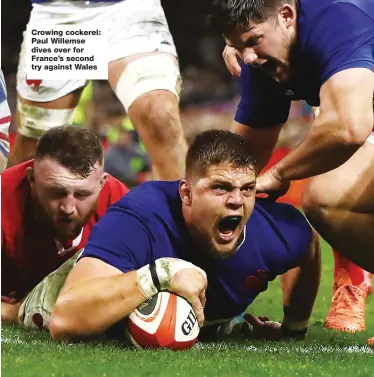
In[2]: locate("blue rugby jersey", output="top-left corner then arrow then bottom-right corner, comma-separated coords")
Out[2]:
81,181 -> 312,322
236,0 -> 374,127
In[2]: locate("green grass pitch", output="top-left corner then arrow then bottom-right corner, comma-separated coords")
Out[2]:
2,238 -> 374,377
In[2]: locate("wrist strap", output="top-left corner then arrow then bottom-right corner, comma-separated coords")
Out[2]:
149,262 -> 161,291
136,264 -> 158,300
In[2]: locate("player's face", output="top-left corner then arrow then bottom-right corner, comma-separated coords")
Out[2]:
28,158 -> 107,240
225,5 -> 297,83
182,163 -> 256,258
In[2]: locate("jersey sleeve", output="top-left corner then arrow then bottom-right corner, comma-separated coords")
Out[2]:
80,205 -> 152,273
257,199 -> 313,275
308,3 -> 374,85
234,64 -> 291,127
275,204 -> 313,274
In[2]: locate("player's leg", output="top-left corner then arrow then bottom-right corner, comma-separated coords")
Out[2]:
18,252 -> 81,330
307,108 -> 373,333
7,90 -> 83,167
108,53 -> 186,180
7,1 -> 89,167
302,138 -> 374,270
302,137 -> 374,335
324,250 -> 372,333
106,0 -> 187,180
324,253 -> 371,333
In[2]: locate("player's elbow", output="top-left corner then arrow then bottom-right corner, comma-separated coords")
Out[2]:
335,113 -> 372,148
338,126 -> 371,148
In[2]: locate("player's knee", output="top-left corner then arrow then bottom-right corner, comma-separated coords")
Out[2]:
17,101 -> 75,140
127,92 -> 183,150
302,179 -> 328,223
114,54 -> 181,113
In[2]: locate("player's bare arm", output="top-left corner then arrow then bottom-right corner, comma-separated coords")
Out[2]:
258,68 -> 374,195
237,228 -> 321,341
280,229 -> 321,336
222,45 -> 242,77
231,121 -> 283,173
50,257 -> 207,342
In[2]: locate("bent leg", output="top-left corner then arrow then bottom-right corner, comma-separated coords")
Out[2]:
302,140 -> 374,273
18,252 -> 81,330
109,53 -> 187,180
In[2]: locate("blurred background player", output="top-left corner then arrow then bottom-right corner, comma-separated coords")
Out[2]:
8,0 -> 186,180
0,69 -> 11,172
1,125 -> 128,328
212,0 -> 374,340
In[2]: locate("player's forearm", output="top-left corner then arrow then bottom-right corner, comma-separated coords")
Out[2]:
274,117 -> 369,181
280,231 -> 321,333
49,271 -> 146,341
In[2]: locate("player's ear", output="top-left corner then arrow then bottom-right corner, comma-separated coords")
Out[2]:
100,173 -> 108,190
279,3 -> 296,29
26,167 -> 35,185
179,178 -> 192,206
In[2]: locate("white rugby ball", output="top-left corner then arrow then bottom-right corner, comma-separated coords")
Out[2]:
126,291 -> 199,350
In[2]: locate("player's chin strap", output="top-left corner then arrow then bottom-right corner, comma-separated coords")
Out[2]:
136,258 -> 207,299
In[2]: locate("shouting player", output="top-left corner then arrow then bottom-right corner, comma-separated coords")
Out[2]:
8,0 -> 186,180
211,0 -> 374,343
1,125 -> 128,326
16,130 -> 320,344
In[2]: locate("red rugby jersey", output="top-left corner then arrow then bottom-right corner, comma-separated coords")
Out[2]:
1,160 -> 129,299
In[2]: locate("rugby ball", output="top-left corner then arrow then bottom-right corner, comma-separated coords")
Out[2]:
126,291 -> 200,350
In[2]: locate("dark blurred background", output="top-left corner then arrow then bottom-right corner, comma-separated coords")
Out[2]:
1,0 -> 312,188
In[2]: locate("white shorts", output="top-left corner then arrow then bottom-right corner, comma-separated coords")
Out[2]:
17,0 -> 178,102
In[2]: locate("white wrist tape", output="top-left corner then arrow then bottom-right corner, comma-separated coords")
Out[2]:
136,264 -> 158,300
136,258 -> 206,299
155,258 -> 206,291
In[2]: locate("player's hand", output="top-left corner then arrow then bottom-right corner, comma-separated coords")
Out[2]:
169,268 -> 207,327
244,313 -> 283,340
222,45 -> 242,77
1,293 -> 19,304
256,168 -> 291,200
1,301 -> 21,324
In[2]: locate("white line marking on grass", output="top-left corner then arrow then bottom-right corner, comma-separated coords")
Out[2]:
195,343 -> 374,354
1,336 -> 26,344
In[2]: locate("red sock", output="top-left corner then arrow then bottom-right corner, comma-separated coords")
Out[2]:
333,249 -> 371,287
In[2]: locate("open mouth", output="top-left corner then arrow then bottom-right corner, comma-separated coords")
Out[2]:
217,216 -> 242,242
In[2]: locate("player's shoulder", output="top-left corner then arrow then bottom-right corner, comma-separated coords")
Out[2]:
246,198 -> 313,272
300,0 -> 373,36
1,161 -> 32,236
96,174 -> 129,212
102,173 -> 129,196
1,160 -> 32,197
113,180 -> 180,217
253,198 -> 311,237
